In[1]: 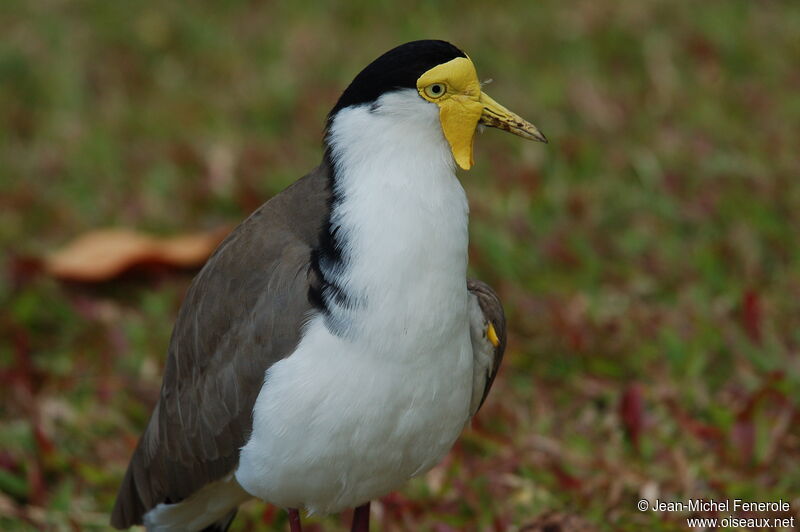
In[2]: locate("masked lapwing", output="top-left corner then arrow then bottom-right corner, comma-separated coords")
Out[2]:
111,39 -> 546,532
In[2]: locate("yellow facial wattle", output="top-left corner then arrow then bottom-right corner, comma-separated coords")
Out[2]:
417,57 -> 483,170
416,56 -> 547,170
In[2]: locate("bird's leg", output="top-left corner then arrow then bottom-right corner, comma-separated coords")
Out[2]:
350,501 -> 370,532
288,508 -> 302,532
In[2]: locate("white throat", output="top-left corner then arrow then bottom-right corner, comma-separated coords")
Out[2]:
321,89 -> 470,345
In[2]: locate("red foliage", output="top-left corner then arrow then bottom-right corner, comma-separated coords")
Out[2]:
665,399 -> 724,444
741,289 -> 762,343
619,383 -> 645,452
549,463 -> 583,492
260,505 -> 277,525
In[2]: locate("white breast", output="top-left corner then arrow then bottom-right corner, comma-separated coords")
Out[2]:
236,90 -> 474,514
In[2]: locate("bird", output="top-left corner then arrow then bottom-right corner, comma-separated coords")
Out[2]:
111,39 -> 546,532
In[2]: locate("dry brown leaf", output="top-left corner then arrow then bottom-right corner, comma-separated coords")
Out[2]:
45,227 -> 230,282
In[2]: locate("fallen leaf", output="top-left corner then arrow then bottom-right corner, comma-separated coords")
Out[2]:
44,227 -> 230,282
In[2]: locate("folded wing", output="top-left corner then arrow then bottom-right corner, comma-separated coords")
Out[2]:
467,279 -> 507,415
111,164 -> 331,528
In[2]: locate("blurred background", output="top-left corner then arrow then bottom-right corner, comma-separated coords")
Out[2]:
1,0 -> 799,530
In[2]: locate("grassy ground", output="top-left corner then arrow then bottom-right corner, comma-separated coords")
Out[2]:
2,0 -> 799,530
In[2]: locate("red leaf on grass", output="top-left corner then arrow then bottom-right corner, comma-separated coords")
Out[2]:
32,424 -> 55,459
260,505 -> 277,525
549,462 -> 582,491
380,492 -> 424,520
0,324 -> 33,392
731,410 -> 755,465
493,515 -> 512,532
44,227 -> 230,282
7,255 -> 43,289
741,289 -> 762,343
619,383 -> 645,452
730,379 -> 791,465
26,461 -> 46,506
665,399 -> 724,444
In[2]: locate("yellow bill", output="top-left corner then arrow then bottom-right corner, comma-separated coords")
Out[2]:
478,92 -> 547,144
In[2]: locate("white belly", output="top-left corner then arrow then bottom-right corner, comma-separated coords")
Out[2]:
236,313 -> 472,515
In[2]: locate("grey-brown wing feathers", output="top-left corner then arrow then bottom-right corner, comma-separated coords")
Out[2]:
467,279 -> 506,414
111,163 -> 331,528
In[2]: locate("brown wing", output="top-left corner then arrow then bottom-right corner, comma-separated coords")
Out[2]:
111,163 -> 331,528
467,279 -> 507,413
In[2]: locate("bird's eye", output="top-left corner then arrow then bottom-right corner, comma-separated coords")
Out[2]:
424,83 -> 447,99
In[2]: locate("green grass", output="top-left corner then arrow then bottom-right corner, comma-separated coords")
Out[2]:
2,0 -> 799,530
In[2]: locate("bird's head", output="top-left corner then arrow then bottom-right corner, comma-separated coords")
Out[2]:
328,40 -> 546,170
